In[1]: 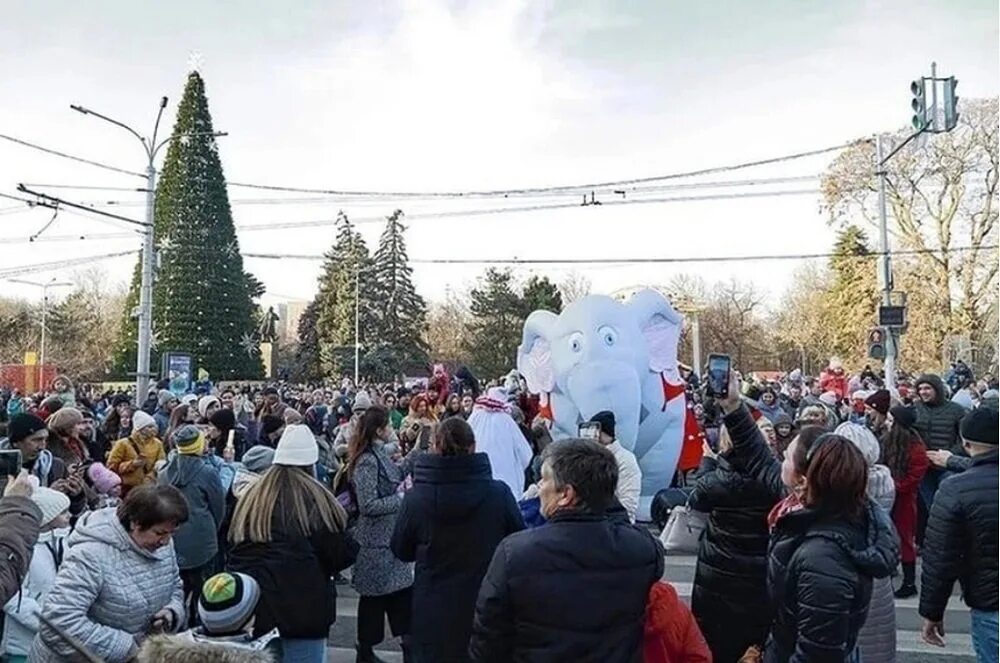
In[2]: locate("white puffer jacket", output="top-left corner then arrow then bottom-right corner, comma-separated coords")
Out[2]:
29,508 -> 185,663
1,529 -> 67,656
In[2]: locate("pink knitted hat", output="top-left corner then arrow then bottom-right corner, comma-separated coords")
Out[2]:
87,462 -> 122,494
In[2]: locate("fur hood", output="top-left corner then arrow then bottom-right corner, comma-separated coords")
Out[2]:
138,634 -> 276,662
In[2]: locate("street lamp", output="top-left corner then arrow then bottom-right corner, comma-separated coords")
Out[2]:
7,277 -> 74,388
71,99 -> 226,399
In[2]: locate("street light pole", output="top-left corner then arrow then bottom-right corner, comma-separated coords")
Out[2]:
7,277 -> 73,389
71,98 -> 225,401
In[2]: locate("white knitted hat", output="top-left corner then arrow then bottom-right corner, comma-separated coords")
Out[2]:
31,487 -> 71,527
132,410 -> 156,433
273,424 -> 318,467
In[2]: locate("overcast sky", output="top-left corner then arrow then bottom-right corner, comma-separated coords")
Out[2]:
1,1 -> 997,308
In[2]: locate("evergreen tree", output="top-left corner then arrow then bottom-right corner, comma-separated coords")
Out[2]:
464,268 -> 524,380
822,225 -> 879,364
314,212 -> 375,377
520,275 -> 563,316
112,71 -> 262,379
292,300 -> 322,383
368,210 -> 429,379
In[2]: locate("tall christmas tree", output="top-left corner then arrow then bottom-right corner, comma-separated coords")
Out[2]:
313,212 -> 374,377
368,210 -> 428,379
112,71 -> 263,379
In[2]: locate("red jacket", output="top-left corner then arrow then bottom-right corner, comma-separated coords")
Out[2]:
819,369 -> 848,400
644,581 -> 712,663
892,436 -> 929,564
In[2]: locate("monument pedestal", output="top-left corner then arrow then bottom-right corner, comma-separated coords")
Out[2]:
260,342 -> 276,379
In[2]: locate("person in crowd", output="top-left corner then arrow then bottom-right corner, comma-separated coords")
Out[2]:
836,422 -> 898,663
466,389 -> 533,500
36,396 -> 64,421
1,414 -> 81,504
30,484 -> 188,663
393,389 -> 411,430
819,357 -> 849,401
588,411 -> 641,522
164,404 -> 197,452
644,580 -> 713,663
5,388 -> 25,418
382,392 -> 402,431
229,424 -> 357,663
207,407 -> 246,462
469,439 -> 663,661
0,471 -> 41,605
757,387 -> 785,423
719,374 -> 898,663
102,394 -> 132,447
45,407 -> 90,467
757,417 -> 778,455
797,404 -> 831,430
1,487 -> 71,663
257,414 -> 284,448
348,406 -> 416,662
107,410 -> 165,496
158,425 -> 225,627
460,394 -> 475,419
153,390 -> 179,439
79,408 -> 109,464
391,417 -> 524,663
84,462 -> 124,510
771,412 -> 795,459
51,375 -> 76,408
334,391 -> 372,461
879,404 -> 929,598
400,394 -> 436,455
912,374 -> 969,518
780,382 -> 803,417
231,445 -> 275,500
304,390 -> 329,438
441,393 -> 463,420
864,389 -> 891,439
688,424 -> 778,663
136,571 -> 279,661
198,395 -> 221,423
919,408 -> 998,662
256,387 -> 286,422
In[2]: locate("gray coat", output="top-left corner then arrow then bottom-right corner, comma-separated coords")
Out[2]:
29,508 -> 185,663
857,465 -> 898,663
159,453 -> 225,570
350,444 -> 413,596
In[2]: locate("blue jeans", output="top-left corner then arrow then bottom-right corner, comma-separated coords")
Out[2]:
971,610 -> 999,663
281,638 -> 326,663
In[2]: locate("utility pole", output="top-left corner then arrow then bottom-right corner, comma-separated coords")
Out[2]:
71,99 -> 225,402
354,262 -> 361,387
875,134 -> 896,390
7,277 -> 73,388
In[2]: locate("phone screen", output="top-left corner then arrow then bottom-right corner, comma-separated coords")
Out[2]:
0,450 -> 23,477
706,354 -> 731,399
577,422 -> 601,441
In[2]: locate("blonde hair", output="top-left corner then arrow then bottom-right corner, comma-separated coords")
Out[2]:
228,465 -> 346,544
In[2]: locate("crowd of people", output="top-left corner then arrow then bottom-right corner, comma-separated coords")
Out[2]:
0,355 -> 994,662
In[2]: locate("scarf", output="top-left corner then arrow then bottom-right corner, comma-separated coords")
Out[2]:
767,491 -> 804,532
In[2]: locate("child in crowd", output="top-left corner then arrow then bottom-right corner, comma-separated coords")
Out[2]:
84,462 -> 123,510
1,487 -> 72,663
137,572 -> 279,662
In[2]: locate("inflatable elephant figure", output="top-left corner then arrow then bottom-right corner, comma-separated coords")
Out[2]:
517,289 -> 686,520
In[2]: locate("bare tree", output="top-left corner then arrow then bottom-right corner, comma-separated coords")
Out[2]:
558,271 -> 592,304
424,289 -> 474,367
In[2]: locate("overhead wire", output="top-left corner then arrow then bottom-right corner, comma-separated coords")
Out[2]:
0,250 -> 139,279
0,134 -> 145,178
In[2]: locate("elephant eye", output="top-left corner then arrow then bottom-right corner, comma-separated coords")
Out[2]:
568,332 -> 584,353
598,326 -> 617,347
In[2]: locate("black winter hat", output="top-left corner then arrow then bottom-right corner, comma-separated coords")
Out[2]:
111,394 -> 131,408
889,405 -> 916,430
8,413 -> 47,444
589,411 -> 616,438
960,408 -> 998,446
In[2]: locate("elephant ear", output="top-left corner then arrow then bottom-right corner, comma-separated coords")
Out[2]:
627,289 -> 683,374
517,310 -> 558,394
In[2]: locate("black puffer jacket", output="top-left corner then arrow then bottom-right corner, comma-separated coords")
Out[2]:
689,454 -> 779,663
723,404 -> 899,663
919,449 -> 998,621
469,509 -> 663,662
913,374 -> 968,453
391,452 -> 524,662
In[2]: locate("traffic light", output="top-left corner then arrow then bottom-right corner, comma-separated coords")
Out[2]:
943,76 -> 959,131
910,78 -> 927,130
868,327 -> 886,361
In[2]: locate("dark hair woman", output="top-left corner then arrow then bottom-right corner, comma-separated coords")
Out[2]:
30,485 -> 188,662
228,424 -> 357,663
390,417 -> 525,662
688,425 -> 781,662
348,406 -> 416,662
718,375 -> 898,663
880,405 -> 929,598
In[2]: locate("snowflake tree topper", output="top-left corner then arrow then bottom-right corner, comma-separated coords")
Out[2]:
240,333 -> 260,357
188,50 -> 204,74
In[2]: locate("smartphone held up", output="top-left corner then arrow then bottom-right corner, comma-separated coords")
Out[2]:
705,353 -> 732,400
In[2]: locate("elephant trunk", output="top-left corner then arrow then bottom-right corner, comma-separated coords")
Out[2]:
566,361 -> 642,450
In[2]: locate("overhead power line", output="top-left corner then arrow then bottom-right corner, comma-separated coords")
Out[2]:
0,249 -> 139,280
16,185 -> 150,228
0,134 -> 145,178
224,139 -> 864,199
243,244 -> 997,265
